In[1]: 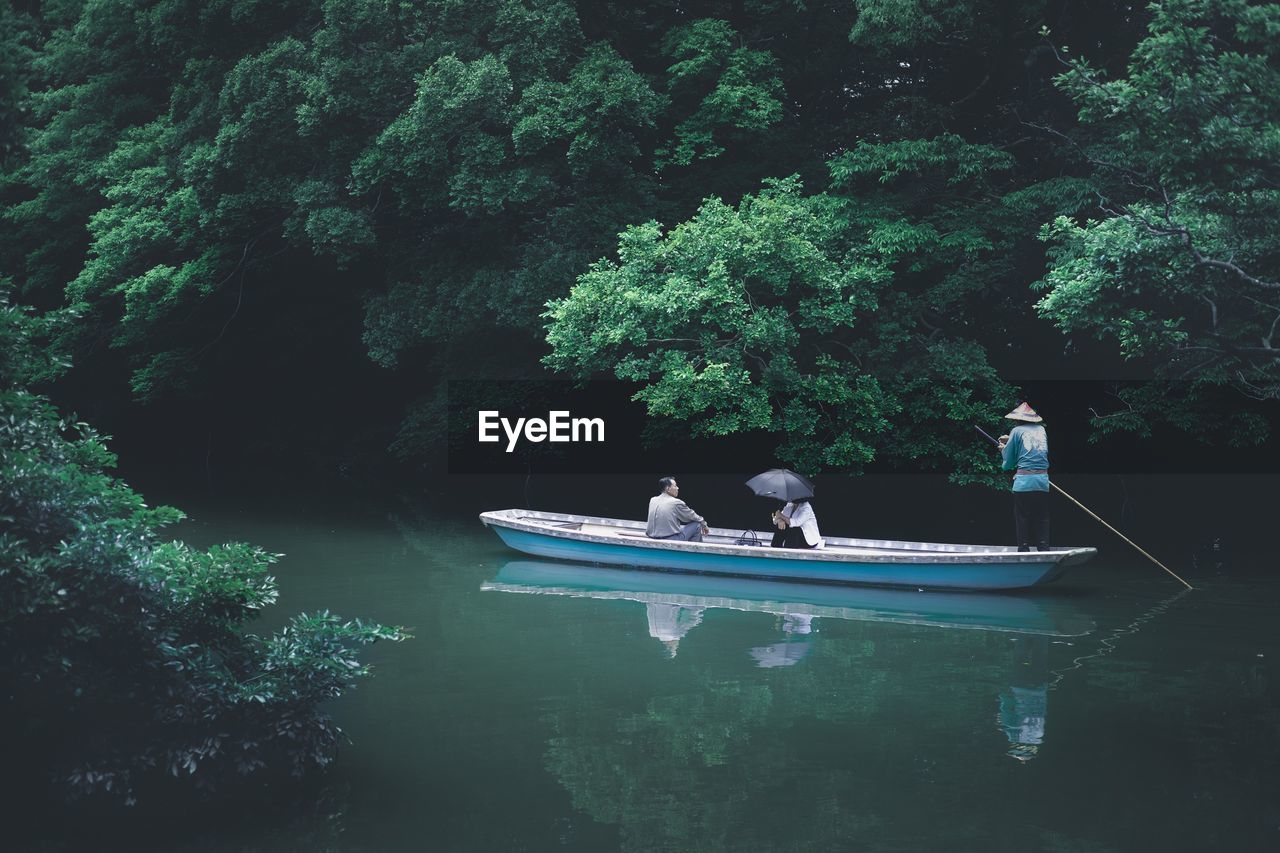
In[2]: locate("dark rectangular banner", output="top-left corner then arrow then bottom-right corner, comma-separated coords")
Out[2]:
446,379 -> 1280,475
445,379 -> 774,474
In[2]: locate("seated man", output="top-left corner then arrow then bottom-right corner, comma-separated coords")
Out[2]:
646,476 -> 709,542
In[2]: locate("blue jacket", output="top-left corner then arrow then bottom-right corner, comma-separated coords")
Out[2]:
1001,424 -> 1049,492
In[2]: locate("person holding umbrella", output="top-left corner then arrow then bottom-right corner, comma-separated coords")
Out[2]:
745,469 -> 824,549
771,497 -> 823,549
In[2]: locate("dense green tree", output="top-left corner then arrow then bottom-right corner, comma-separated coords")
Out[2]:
0,2 -> 34,165
0,288 -> 407,803
543,171 -> 1026,477
1,0 -> 1271,470
2,1 -> 806,457
542,0 -> 1108,477
1035,0 -> 1280,440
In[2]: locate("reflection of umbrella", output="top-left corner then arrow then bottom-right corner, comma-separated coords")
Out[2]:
745,468 -> 815,501
748,640 -> 812,668
780,613 -> 814,635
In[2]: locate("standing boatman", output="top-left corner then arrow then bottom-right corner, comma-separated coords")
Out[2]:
997,403 -> 1050,551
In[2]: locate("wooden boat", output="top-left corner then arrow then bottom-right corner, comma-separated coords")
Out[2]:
479,509 -> 1097,591
482,560 -> 1095,637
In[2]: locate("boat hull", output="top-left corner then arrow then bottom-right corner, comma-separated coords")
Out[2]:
481,510 -> 1095,591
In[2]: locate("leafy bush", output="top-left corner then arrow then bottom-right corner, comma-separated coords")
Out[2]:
0,291 -> 408,804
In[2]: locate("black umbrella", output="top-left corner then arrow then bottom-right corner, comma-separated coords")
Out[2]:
744,468 -> 815,501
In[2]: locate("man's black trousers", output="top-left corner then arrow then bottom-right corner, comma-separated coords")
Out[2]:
1013,490 -> 1051,551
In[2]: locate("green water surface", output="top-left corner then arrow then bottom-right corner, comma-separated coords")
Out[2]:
26,473 -> 1278,853
120,490 -> 1278,853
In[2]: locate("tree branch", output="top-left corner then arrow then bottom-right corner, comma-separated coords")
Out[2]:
1104,196 -> 1280,291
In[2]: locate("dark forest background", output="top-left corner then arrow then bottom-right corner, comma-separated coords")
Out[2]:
2,0 -> 1278,486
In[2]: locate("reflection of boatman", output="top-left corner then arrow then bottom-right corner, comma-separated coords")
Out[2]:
998,635 -> 1049,762
645,603 -> 705,657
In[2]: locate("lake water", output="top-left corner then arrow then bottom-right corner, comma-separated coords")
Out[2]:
21,475 -> 1280,851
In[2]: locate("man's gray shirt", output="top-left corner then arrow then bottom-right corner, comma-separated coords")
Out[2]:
646,493 -> 705,537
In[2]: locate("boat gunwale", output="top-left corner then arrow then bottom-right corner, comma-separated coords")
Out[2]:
480,509 -> 1097,566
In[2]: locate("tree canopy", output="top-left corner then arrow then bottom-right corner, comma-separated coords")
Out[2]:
1034,0 -> 1280,440
1,0 -> 1275,472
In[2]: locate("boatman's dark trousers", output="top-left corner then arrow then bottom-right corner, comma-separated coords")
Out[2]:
1013,491 -> 1050,552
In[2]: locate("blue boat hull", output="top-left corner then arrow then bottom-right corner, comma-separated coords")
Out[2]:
490,525 -> 1070,590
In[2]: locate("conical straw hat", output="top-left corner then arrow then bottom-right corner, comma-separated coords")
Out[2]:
1004,402 -> 1042,423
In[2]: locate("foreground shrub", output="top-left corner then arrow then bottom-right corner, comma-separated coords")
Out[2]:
0,295 -> 408,803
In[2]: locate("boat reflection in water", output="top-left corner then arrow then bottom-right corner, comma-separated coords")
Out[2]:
483,560 -> 1094,760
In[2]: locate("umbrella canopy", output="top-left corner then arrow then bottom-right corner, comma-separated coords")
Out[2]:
749,640 -> 812,669
745,468 -> 815,502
